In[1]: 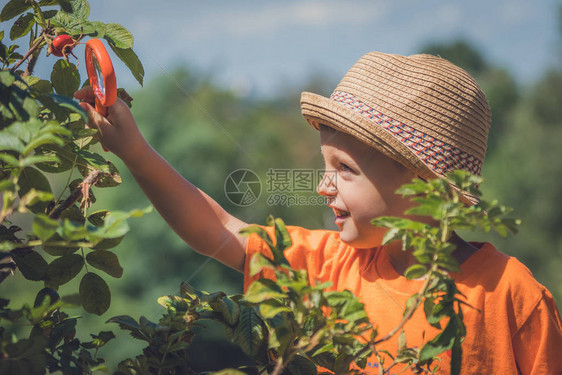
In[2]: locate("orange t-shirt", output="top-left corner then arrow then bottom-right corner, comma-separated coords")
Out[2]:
244,226 -> 562,375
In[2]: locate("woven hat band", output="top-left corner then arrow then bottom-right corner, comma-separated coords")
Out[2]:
330,90 -> 483,176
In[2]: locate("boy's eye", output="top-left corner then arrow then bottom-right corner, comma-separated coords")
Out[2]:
339,163 -> 353,173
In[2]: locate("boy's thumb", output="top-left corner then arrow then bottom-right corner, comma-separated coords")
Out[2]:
79,102 -> 109,132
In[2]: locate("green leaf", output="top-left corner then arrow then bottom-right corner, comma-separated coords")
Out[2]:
104,23 -> 134,49
38,0 -> 73,13
1,336 -> 48,374
244,279 -> 286,303
32,214 -> 59,241
232,307 -> 266,361
10,12 -> 35,40
271,216 -> 292,252
0,70 -> 16,86
209,297 -> 241,325
89,21 -> 106,37
0,153 -> 19,167
44,93 -> 87,121
86,250 -> 123,278
19,188 -> 53,210
286,355 -> 318,375
34,144 -> 76,173
100,212 -> 130,238
67,0 -> 89,19
381,227 -> 402,245
404,264 -> 428,280
33,287 -> 60,307
12,249 -> 48,281
0,131 -> 24,153
80,272 -> 111,315
106,315 -> 139,331
340,298 -> 368,323
45,254 -> 84,286
249,252 -> 275,276
239,225 -> 273,250
91,235 -> 124,251
81,330 -> 115,349
157,295 -> 190,311
79,160 -> 121,187
49,11 -> 94,35
258,299 -> 290,319
87,210 -> 109,226
74,148 -> 110,172
0,0 -> 31,22
18,167 -> 52,213
22,133 -> 64,156
51,59 -> 80,97
212,370 -> 247,375
42,233 -> 80,256
419,317 -> 459,362
109,44 -> 144,86
6,118 -> 42,143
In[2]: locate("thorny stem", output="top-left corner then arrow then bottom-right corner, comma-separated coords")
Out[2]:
271,357 -> 285,375
157,333 -> 173,375
49,169 -> 101,219
11,32 -> 45,73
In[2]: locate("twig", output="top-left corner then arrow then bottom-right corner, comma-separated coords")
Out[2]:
11,32 -> 45,73
49,170 -> 101,219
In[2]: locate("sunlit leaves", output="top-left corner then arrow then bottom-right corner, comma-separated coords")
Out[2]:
232,306 -> 267,361
109,44 -> 144,86
32,214 -> 59,240
51,59 -> 80,97
10,12 -> 35,40
0,0 -> 32,22
104,23 -> 134,49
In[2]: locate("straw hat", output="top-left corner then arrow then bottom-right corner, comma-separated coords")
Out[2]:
300,52 -> 491,204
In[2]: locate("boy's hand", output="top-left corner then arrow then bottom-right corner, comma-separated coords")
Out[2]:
74,86 -> 148,164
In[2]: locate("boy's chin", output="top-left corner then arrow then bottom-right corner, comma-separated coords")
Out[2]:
339,230 -> 384,249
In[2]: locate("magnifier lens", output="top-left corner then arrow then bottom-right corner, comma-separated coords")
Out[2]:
92,53 -> 105,99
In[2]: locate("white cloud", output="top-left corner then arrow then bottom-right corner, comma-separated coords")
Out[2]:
175,1 -> 389,41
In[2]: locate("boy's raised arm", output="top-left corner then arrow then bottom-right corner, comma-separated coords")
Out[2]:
74,87 -> 248,272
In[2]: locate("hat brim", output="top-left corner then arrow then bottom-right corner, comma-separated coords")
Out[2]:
301,91 -> 478,205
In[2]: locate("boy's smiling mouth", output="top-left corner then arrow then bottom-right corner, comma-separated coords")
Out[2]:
333,207 -> 350,219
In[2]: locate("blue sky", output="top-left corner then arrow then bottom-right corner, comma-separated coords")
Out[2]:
4,0 -> 561,96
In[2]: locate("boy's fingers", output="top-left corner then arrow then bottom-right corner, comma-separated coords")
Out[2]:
74,86 -> 95,102
79,101 -> 111,133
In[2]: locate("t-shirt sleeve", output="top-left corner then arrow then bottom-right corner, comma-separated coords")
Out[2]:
243,225 -> 341,292
512,288 -> 562,374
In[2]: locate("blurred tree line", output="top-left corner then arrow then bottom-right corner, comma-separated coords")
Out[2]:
3,7 -> 561,371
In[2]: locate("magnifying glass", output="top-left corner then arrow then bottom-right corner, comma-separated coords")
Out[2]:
85,39 -> 116,116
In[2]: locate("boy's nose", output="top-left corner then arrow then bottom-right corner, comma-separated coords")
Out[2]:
316,171 -> 337,196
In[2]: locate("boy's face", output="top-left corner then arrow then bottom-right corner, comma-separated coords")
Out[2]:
318,127 -> 416,248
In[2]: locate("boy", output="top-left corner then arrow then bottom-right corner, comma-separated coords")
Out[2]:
75,52 -> 562,374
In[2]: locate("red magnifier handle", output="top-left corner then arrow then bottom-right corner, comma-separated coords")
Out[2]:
85,39 -> 117,150
94,98 -> 108,117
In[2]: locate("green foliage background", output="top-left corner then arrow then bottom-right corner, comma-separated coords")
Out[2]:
3,6 -> 562,372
